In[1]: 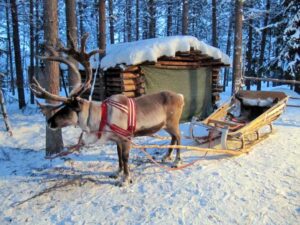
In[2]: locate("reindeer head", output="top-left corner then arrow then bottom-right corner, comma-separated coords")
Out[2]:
36,97 -> 85,129
31,33 -> 104,130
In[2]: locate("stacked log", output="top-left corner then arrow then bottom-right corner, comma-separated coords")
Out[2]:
80,69 -> 104,101
212,67 -> 222,103
104,66 -> 145,98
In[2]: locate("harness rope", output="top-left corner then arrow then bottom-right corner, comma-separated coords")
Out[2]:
89,54 -> 100,101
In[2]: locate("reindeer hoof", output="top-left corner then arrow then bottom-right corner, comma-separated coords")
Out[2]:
116,175 -> 132,187
109,170 -> 121,179
171,158 -> 182,168
161,155 -> 172,163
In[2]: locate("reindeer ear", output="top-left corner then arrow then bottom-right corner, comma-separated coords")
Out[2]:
73,100 -> 83,112
36,101 -> 48,116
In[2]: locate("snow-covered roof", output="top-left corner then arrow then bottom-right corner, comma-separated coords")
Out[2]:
100,36 -> 231,70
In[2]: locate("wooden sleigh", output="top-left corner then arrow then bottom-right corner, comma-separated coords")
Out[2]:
189,90 -> 289,152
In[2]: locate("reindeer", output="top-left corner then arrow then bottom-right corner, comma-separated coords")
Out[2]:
31,33 -> 184,186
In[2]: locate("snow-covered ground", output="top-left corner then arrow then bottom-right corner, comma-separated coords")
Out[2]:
0,85 -> 299,225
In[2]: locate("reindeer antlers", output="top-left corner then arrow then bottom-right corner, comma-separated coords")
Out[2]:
31,33 -> 105,103
31,77 -> 69,102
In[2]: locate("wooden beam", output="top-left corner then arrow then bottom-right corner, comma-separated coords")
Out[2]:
132,144 -> 244,156
289,96 -> 300,100
287,104 -> 300,108
106,83 -> 145,92
105,68 -> 122,74
106,78 -> 144,87
105,77 -> 123,82
123,91 -> 136,97
158,56 -> 198,62
244,76 -> 300,85
125,66 -> 140,72
121,72 -> 140,79
199,62 -> 227,67
212,87 -> 223,92
154,65 -> 201,70
106,76 -> 144,83
156,61 -> 202,66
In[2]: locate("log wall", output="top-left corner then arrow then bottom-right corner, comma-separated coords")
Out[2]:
104,66 -> 145,98
103,50 -> 229,106
80,69 -> 105,100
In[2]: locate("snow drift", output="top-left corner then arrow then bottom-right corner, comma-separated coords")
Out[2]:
100,36 -> 231,69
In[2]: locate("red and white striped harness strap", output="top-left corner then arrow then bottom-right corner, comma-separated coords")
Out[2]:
106,99 -> 128,114
98,97 -> 136,139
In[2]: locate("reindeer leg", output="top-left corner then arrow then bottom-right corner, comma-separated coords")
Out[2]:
162,136 -> 176,162
109,142 -> 123,179
119,140 -> 132,186
164,126 -> 182,167
173,134 -> 182,167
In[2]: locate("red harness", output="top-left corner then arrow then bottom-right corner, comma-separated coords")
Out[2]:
98,97 -> 136,139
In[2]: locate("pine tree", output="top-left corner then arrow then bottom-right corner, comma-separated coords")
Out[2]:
223,7 -> 233,91
166,0 -> 173,36
43,0 -> 64,155
10,0 -> 26,109
182,0 -> 189,35
135,0 -> 140,40
232,0 -> 243,94
245,0 -> 254,90
211,0 -> 217,47
29,0 -> 35,104
109,0 -> 115,43
65,0 -> 79,90
257,0 -> 271,90
278,1 -> 300,81
78,0 -> 86,37
148,0 -> 156,38
5,0 -> 15,96
126,0 -> 133,42
99,0 -> 106,50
